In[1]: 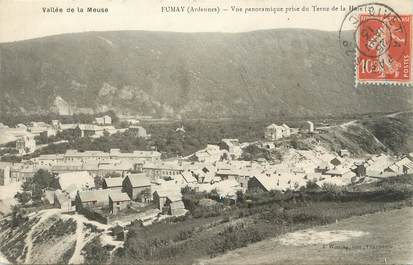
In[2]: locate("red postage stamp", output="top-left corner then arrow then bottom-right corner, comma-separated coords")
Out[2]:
356,14 -> 412,85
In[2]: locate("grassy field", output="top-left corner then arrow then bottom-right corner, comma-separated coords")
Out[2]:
201,207 -> 413,265
112,175 -> 413,264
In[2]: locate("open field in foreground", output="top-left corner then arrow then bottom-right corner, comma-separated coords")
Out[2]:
200,207 -> 413,265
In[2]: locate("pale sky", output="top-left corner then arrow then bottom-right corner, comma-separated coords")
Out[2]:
0,0 -> 411,43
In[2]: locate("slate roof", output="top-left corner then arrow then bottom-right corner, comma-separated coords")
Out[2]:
404,161 -> 413,170
170,200 -> 185,210
154,185 -> 182,201
305,172 -> 323,181
180,171 -> 197,183
253,174 -> 278,191
109,192 -> 131,202
77,189 -> 110,203
103,177 -> 123,188
54,190 -> 70,204
365,155 -> 394,175
330,157 -> 343,166
60,124 -> 77,130
58,171 -> 94,192
325,167 -> 350,176
65,150 -> 109,157
125,173 -> 151,187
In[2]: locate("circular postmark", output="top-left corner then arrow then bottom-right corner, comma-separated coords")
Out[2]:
354,17 -> 393,57
338,2 -> 407,61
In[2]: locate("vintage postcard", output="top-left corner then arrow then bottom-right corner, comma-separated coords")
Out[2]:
0,0 -> 412,264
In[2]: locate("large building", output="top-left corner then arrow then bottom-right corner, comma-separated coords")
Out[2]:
122,173 -> 152,202
220,139 -> 243,159
62,124 -> 99,138
193,145 -> 225,163
95,115 -> 112,125
64,150 -> 111,163
16,135 -> 36,154
63,149 -> 161,164
102,177 -> 123,191
264,123 -> 291,141
75,189 -> 111,210
109,149 -> 161,163
153,188 -> 186,216
33,154 -> 65,168
0,126 -> 28,145
28,122 -> 56,137
142,162 -> 185,181
109,192 -> 131,214
10,163 -> 37,182
128,126 -> 149,138
58,171 -> 95,198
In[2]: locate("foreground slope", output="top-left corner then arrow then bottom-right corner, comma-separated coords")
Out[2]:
200,207 -> 413,265
0,209 -> 120,264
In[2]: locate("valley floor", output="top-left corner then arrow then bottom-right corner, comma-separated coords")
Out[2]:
200,207 -> 413,265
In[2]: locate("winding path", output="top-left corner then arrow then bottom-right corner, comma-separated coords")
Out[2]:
11,209 -> 123,264
68,221 -> 86,264
23,209 -> 62,264
64,213 -> 122,264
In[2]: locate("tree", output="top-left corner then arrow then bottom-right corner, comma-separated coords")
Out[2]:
138,188 -> 152,202
94,175 -> 104,189
306,180 -> 320,191
83,238 -> 110,264
21,169 -> 58,202
236,190 -> 244,204
0,155 -> 22,163
32,169 -> 57,190
322,183 -> 342,194
11,206 -> 28,228
31,185 -> 43,201
221,152 -> 229,161
15,191 -> 31,205
209,189 -> 220,201
21,178 -> 34,192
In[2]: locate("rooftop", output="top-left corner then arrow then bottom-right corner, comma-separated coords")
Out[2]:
109,192 -> 131,202
65,150 -> 109,157
125,173 -> 151,187
78,189 -> 110,203
58,171 -> 94,191
253,174 -> 278,191
103,177 -> 123,187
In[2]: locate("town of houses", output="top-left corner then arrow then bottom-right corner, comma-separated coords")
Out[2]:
1,117 -> 413,226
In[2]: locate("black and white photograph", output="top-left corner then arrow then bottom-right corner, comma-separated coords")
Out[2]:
0,0 -> 412,264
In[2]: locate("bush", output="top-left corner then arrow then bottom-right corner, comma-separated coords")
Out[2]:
14,192 -> 31,205
83,237 -> 110,264
289,212 -> 331,225
10,206 -> 28,229
33,218 -> 76,243
20,169 -> 58,203
208,223 -> 264,256
174,228 -> 194,242
306,180 -> 320,191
